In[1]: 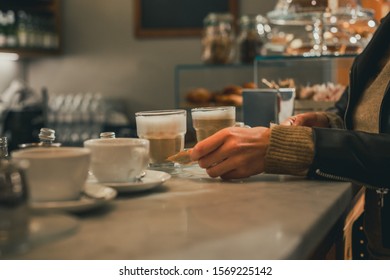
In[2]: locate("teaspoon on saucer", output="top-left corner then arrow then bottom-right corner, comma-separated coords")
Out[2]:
135,171 -> 146,182
83,184 -> 117,200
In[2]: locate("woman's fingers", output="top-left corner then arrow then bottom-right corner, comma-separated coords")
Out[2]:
199,139 -> 243,175
206,151 -> 265,179
191,126 -> 270,179
190,128 -> 230,161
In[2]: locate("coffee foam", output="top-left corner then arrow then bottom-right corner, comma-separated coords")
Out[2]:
136,114 -> 186,136
191,108 -> 235,120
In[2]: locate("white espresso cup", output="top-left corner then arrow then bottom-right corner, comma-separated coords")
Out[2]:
135,109 -> 186,167
191,106 -> 236,141
84,137 -> 149,183
11,147 -> 91,202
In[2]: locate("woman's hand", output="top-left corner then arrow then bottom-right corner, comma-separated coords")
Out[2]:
190,126 -> 270,180
281,112 -> 330,128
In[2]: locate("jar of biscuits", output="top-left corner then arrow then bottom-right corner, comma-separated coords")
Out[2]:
238,14 -> 269,64
201,13 -> 236,64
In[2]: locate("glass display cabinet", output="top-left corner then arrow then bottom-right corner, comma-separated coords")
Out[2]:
174,63 -> 253,109
175,54 -> 354,113
254,54 -> 355,113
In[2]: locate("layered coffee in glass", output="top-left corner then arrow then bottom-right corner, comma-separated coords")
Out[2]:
191,106 -> 236,142
135,109 -> 187,169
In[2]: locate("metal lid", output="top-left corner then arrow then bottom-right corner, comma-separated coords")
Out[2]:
18,128 -> 61,149
100,132 -> 116,139
38,128 -> 56,142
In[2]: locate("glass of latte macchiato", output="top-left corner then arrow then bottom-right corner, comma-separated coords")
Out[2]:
191,106 -> 236,142
135,109 -> 187,168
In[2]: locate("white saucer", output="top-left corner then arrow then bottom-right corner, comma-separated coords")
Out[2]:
88,170 -> 171,193
30,183 -> 117,214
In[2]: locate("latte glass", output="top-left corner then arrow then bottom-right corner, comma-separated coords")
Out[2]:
191,106 -> 236,141
135,109 -> 187,168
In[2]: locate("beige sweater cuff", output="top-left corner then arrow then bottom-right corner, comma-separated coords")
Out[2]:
264,125 -> 314,176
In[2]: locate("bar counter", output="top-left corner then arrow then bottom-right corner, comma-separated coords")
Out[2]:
18,165 -> 354,260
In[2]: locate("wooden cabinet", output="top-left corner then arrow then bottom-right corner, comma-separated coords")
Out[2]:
0,0 -> 62,58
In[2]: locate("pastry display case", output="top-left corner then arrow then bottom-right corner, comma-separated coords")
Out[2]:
266,0 -> 377,56
174,1 -> 377,129
175,54 -> 354,115
176,1 -> 373,114
174,63 -> 253,110
254,54 -> 355,113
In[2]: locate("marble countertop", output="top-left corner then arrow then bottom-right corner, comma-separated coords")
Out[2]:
18,165 -> 354,260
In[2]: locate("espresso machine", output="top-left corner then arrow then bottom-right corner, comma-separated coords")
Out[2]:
0,82 -> 47,152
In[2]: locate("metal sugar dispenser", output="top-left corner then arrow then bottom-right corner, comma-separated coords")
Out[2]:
0,136 -> 30,257
100,132 -> 115,139
38,128 -> 58,146
18,128 -> 61,149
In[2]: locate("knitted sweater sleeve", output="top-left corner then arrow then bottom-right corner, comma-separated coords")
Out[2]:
264,125 -> 314,176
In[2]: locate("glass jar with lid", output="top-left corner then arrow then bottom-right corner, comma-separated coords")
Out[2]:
238,14 -> 270,64
201,13 -> 236,64
267,0 -> 376,56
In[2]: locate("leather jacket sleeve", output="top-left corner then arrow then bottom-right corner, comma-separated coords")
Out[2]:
308,127 -> 390,188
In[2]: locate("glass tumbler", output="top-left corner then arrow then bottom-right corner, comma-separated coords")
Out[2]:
135,109 -> 187,168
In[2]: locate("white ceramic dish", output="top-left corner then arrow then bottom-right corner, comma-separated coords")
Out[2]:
88,170 -> 171,193
12,147 -> 91,202
30,183 -> 117,213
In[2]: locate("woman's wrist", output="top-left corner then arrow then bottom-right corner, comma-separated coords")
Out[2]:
316,112 -> 332,128
322,112 -> 344,128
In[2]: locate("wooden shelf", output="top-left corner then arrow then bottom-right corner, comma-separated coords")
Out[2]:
0,47 -> 61,58
0,0 -> 62,58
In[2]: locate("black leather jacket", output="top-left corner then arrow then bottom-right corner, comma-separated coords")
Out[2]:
308,12 -> 390,189
308,12 -> 390,256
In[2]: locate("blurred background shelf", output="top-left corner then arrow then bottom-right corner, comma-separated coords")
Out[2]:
254,54 -> 355,85
0,47 -> 61,58
175,54 -> 354,112
0,0 -> 62,58
174,63 -> 253,109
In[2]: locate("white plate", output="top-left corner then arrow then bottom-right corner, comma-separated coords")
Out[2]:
30,183 -> 117,213
88,170 -> 171,193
